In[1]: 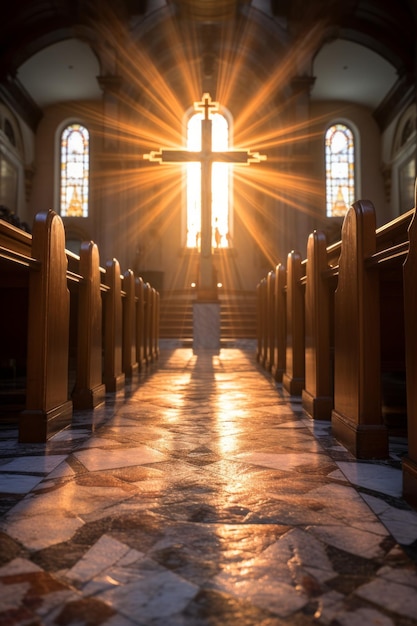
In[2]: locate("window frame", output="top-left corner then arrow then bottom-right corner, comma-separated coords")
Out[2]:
57,121 -> 90,218
325,121 -> 357,218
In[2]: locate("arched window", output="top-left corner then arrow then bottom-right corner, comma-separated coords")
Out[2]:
325,123 -> 355,217
60,123 -> 89,217
186,112 -> 230,248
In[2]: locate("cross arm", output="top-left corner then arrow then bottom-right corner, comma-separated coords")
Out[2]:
212,149 -> 267,164
144,148 -> 267,165
143,149 -> 204,164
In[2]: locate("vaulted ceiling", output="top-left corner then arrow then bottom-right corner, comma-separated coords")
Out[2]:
0,0 -> 416,130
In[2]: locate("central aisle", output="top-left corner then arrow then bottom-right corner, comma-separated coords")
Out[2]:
1,346 -> 417,625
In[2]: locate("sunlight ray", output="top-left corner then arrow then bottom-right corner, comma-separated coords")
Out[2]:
70,7 -> 339,293
233,194 -> 279,269
234,21 -> 328,136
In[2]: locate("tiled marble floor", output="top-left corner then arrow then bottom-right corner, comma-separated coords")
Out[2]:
1,343 -> 417,626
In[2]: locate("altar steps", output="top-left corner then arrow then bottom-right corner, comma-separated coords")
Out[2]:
159,291 -> 257,342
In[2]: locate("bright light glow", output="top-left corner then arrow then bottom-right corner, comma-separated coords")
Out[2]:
71,10 -> 331,286
186,113 -> 230,248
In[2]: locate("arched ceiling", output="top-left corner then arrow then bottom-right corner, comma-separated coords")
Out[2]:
311,39 -> 398,108
0,0 -> 415,130
17,40 -> 102,108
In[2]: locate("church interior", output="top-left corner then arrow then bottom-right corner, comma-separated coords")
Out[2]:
1,0 -> 417,624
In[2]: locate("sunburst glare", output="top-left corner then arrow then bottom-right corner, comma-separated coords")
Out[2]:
72,6 -> 331,288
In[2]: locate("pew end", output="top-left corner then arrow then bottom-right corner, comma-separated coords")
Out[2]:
257,194 -> 417,506
0,211 -> 160,442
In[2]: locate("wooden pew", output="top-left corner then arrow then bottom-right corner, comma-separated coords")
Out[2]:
265,270 -> 276,371
150,286 -> 159,362
71,241 -> 106,409
257,252 -> 305,394
143,282 -> 153,365
135,276 -> 146,370
123,269 -> 139,378
0,221 -> 31,417
152,287 -> 160,362
271,263 -> 286,382
256,199 -> 415,503
332,201 -> 411,458
331,201 -> 387,458
282,250 -> 305,395
256,277 -> 267,366
302,232 -> 338,420
19,210 -> 73,442
1,210 -> 161,441
103,258 -> 126,393
401,201 -> 417,508
256,280 -> 262,362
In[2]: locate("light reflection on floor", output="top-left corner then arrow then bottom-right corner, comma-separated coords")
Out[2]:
0,343 -> 417,625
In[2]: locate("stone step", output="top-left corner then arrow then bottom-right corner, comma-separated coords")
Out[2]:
159,293 -> 257,339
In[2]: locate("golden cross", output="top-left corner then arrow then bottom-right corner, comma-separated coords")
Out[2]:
144,93 -> 266,297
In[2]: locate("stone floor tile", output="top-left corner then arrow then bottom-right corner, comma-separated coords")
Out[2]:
65,534 -> 132,583
355,576 -> 417,619
0,347 -> 416,626
0,473 -> 44,494
336,461 -> 403,497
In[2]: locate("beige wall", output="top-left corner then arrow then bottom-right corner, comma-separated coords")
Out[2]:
21,96 -> 406,292
310,101 -> 389,228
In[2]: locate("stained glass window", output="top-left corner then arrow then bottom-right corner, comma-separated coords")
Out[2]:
325,123 -> 355,217
186,112 -> 230,248
60,123 -> 89,217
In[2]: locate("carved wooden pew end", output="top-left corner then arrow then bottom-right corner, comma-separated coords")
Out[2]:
256,195 -> 416,507
0,210 -> 160,442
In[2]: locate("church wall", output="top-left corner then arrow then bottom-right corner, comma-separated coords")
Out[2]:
0,104 -> 34,225
30,106 -> 57,217
18,117 -> 36,225
131,173 -> 185,292
23,89 -> 405,294
380,103 -> 416,217
23,94 -> 398,292
309,101 -> 389,230
381,117 -> 397,166
29,101 -> 108,261
380,116 -> 398,217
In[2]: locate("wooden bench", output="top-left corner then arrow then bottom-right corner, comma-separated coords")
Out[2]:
331,201 -> 411,459
271,263 -> 286,382
0,220 -> 32,417
70,241 -> 106,410
6,211 -> 73,442
256,199 -> 415,506
301,231 -> 338,420
403,206 -> 417,507
0,210 -> 160,442
282,250 -> 305,396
